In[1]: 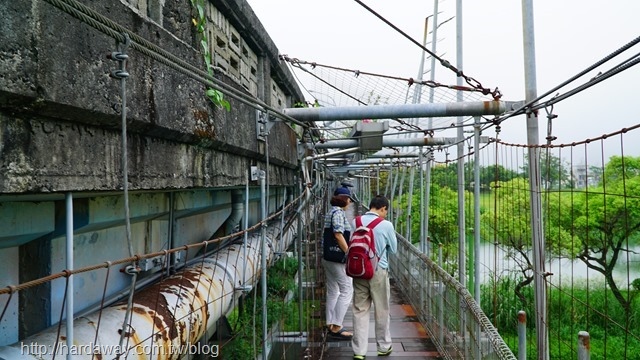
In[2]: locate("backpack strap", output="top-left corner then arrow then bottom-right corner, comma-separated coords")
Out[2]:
355,216 -> 382,230
355,216 -> 383,257
369,217 -> 383,258
367,217 -> 383,229
328,208 -> 340,229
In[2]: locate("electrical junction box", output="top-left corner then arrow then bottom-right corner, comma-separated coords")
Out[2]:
350,121 -> 389,152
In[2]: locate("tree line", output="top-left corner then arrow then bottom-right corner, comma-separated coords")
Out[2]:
380,155 -> 640,313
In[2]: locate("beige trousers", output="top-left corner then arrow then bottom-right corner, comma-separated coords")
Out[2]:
351,269 -> 391,355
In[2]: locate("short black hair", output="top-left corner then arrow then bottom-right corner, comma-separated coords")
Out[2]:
369,195 -> 389,210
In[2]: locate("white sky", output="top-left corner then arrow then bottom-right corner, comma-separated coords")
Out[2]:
247,0 -> 640,161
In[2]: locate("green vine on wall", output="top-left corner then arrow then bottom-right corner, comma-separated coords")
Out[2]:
191,0 -> 231,112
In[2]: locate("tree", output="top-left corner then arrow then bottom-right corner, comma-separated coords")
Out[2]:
478,164 -> 522,191
521,152 -> 570,190
481,177 -> 573,305
430,163 -> 457,190
570,157 -> 640,312
602,155 -> 640,183
481,178 -> 535,304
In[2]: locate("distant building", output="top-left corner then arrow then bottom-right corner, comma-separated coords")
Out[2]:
572,164 -> 601,188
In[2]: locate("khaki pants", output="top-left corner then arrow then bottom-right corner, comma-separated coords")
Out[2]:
351,269 -> 391,355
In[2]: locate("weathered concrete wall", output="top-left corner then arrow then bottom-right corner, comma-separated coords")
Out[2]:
0,0 -> 305,344
0,0 -> 304,193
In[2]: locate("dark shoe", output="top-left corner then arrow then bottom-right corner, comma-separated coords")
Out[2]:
377,345 -> 393,356
328,328 -> 353,341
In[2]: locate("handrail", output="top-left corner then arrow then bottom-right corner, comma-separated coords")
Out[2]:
389,234 -> 517,360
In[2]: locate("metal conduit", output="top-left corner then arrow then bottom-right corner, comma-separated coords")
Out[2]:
283,100 -> 514,122
225,190 -> 245,234
0,216 -> 301,360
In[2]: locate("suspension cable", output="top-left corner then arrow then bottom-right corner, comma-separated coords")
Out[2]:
492,35 -> 640,125
352,0 -> 502,100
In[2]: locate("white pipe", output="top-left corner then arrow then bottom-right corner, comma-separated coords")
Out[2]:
0,215 -> 301,359
283,100 -> 511,122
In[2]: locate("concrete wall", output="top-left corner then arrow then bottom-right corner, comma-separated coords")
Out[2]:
0,0 -> 304,344
0,0 -> 303,193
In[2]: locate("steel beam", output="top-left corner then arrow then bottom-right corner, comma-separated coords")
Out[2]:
313,136 -> 490,149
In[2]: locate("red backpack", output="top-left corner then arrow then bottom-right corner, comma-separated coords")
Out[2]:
345,216 -> 384,279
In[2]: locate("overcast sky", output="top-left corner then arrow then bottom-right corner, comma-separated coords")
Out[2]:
247,0 -> 640,161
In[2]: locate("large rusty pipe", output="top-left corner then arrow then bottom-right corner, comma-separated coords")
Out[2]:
0,216 -> 300,360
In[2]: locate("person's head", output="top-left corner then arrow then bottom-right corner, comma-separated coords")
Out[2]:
330,195 -> 349,208
369,195 -> 390,218
334,186 -> 356,203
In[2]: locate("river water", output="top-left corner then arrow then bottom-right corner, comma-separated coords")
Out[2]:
476,242 -> 640,287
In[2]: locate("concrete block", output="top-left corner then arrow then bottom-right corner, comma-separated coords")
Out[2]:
213,27 -> 228,53
241,56 -> 258,82
214,54 -> 229,72
210,6 -> 229,35
271,80 -> 286,109
229,27 -> 242,56
228,52 -> 240,79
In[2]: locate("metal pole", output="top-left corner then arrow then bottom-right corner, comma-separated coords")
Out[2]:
259,170 -> 268,358
424,150 -> 432,257
518,311 -> 527,360
577,331 -> 590,360
384,168 -> 392,198
65,192 -> 74,360
395,167 -> 406,229
243,179 -> 250,286
297,178 -> 304,333
438,243 -> 444,347
428,0 -> 440,106
409,16 -> 432,149
522,1 -> 549,358
167,192 -> 175,277
406,166 -> 415,243
279,188 -> 287,244
455,0 -> 468,355
473,116 -> 481,302
413,16 -> 431,105
473,116 -> 482,360
390,166 -> 399,221
283,100 -> 512,122
419,149 -> 425,253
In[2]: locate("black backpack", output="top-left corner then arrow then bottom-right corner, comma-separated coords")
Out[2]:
322,209 -> 351,263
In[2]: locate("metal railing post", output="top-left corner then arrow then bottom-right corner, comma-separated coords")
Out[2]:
518,311 -> 527,360
259,170 -> 268,358
578,331 -> 590,360
65,192 -> 74,360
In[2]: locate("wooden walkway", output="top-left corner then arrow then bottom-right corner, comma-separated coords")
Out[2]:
319,279 -> 442,359
307,205 -> 442,359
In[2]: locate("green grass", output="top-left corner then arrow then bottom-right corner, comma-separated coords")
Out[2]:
221,257 -> 315,359
482,276 -> 640,359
